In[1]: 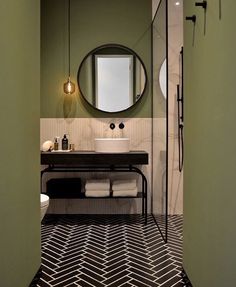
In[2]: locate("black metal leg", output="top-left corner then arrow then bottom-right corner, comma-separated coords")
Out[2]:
140,172 -> 147,224
40,171 -> 44,193
144,175 -> 148,224
142,176 -> 144,216
40,165 -> 148,224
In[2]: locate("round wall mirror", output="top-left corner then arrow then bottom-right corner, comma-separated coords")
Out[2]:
77,44 -> 147,113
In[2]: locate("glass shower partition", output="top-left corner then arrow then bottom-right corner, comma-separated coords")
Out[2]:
152,0 -> 168,242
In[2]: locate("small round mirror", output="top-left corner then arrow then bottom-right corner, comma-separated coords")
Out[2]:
77,44 -> 147,113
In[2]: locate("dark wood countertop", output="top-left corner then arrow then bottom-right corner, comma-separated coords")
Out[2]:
41,151 -> 149,166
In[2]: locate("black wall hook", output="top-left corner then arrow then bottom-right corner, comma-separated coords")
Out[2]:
186,16 -> 196,46
195,1 -> 207,9
185,15 -> 196,23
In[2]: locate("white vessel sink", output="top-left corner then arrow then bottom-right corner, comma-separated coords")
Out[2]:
95,138 -> 130,153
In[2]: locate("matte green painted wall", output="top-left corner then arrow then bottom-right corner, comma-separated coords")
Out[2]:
41,0 -> 152,118
183,1 -> 236,286
0,1 -> 41,286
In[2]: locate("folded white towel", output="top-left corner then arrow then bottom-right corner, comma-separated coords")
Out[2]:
85,179 -> 110,190
112,179 -> 137,191
85,190 -> 110,197
112,187 -> 138,197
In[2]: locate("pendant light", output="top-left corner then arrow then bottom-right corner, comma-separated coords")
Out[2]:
64,0 -> 75,94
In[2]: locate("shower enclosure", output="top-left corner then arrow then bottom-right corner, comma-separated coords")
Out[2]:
152,0 -> 168,242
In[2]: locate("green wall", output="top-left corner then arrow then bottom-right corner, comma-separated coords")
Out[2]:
183,1 -> 236,286
0,1 -> 41,286
41,0 -> 152,118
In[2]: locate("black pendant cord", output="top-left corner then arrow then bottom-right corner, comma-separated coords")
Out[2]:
219,0 -> 222,19
68,0 -> 71,78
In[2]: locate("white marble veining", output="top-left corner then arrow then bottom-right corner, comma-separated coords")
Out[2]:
152,0 -> 161,19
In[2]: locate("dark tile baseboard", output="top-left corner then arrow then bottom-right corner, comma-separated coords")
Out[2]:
181,268 -> 193,287
29,266 -> 42,287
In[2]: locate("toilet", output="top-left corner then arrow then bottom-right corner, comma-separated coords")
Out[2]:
40,194 -> 49,221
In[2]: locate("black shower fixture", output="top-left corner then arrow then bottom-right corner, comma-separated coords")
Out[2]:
195,1 -> 207,9
119,123 -> 125,129
109,123 -> 115,130
185,15 -> 196,23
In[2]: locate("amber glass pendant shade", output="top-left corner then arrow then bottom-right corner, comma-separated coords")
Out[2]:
64,77 -> 75,94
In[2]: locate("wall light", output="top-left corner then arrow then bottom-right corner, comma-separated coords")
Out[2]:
64,0 -> 75,94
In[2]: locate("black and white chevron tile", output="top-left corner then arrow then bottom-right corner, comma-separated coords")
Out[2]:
37,215 -> 184,287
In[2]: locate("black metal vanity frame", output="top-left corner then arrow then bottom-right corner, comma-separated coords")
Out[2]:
41,151 -> 149,223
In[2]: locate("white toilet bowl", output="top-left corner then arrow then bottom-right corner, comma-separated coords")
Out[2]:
40,194 -> 49,221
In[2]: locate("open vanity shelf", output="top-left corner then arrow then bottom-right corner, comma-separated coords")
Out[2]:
41,151 -> 148,222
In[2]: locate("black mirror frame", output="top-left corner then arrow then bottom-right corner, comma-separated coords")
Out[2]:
77,43 -> 148,114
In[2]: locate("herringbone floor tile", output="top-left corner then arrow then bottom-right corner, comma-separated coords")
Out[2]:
37,215 -> 184,287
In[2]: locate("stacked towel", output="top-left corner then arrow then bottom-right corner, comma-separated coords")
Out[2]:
85,179 -> 110,197
112,187 -> 138,197
85,179 -> 110,190
112,179 -> 138,197
85,190 -> 110,197
112,179 -> 136,190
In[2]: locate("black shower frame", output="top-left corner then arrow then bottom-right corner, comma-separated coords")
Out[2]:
151,0 -> 169,243
177,47 -> 184,172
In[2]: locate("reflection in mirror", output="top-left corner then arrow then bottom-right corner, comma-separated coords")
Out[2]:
159,59 -> 166,99
96,55 -> 133,111
78,45 -> 147,113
